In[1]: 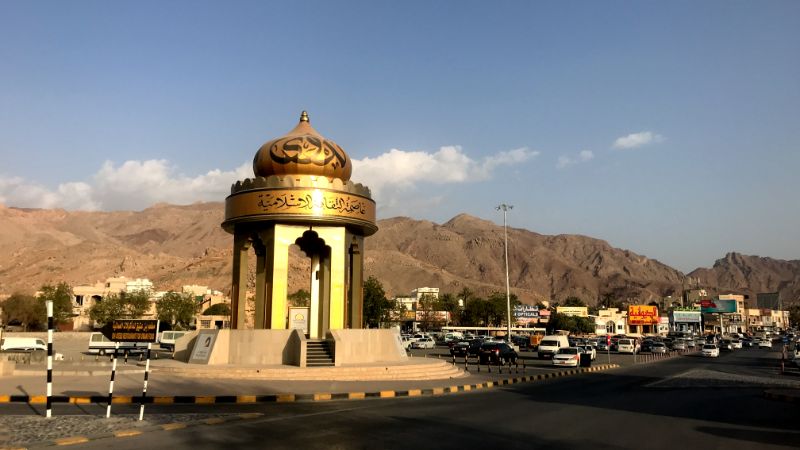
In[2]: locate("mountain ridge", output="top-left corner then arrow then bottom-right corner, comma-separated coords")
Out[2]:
0,202 -> 797,306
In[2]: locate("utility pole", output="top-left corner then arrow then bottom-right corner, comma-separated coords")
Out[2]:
496,204 -> 513,345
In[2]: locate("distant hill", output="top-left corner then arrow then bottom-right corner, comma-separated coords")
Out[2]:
688,252 -> 800,306
0,203 -> 796,307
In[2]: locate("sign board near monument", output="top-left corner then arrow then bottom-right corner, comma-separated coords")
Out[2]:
188,329 -> 219,364
100,320 -> 159,343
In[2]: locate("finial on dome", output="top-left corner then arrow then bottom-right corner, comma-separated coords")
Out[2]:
300,110 -> 309,122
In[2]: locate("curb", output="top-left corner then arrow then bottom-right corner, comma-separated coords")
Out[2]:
0,364 -> 620,406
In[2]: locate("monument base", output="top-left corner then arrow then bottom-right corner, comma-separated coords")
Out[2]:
175,328 -> 408,367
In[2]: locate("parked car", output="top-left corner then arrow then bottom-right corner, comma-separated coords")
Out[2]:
478,342 -> 518,365
578,345 -> 596,360
758,339 -> 772,349
651,342 -> 667,354
702,344 -> 720,358
552,347 -> 582,367
640,340 -> 654,353
596,338 -> 609,352
617,338 -> 638,354
719,339 -> 734,351
673,340 -> 687,351
0,336 -> 46,352
449,341 -> 470,357
410,337 -> 435,349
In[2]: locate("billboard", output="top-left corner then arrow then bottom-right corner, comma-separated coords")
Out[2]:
671,311 -> 701,323
700,299 -> 737,313
556,306 -> 588,317
756,292 -> 780,309
627,305 -> 659,326
514,305 -> 540,325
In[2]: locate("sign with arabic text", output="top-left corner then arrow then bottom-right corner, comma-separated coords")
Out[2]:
627,305 -> 659,326
226,188 -> 376,224
100,320 -> 159,343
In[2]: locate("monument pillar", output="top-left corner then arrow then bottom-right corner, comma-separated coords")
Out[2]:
222,111 -> 377,340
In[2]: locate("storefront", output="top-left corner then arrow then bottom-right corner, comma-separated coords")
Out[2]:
670,309 -> 702,335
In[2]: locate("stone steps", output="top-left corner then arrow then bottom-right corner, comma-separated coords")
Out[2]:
153,359 -> 467,381
306,340 -> 334,367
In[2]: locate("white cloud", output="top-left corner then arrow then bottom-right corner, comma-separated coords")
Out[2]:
0,160 -> 251,211
556,150 -> 594,169
352,145 -> 538,201
612,131 -> 665,149
0,145 -> 538,212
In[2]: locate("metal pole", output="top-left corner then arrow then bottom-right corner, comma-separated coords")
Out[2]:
139,343 -> 152,421
46,300 -> 53,418
106,342 -> 119,418
497,204 -> 513,346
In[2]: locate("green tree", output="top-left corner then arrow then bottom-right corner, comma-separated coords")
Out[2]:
288,289 -> 311,307
37,282 -> 74,323
487,291 -> 520,326
1,293 -> 46,331
463,297 -> 491,327
156,291 -> 198,330
89,289 -> 152,325
88,295 -> 125,325
202,303 -> 231,316
547,312 -> 595,334
363,277 -> 393,328
416,294 -> 444,331
788,304 -> 800,329
437,293 -> 461,325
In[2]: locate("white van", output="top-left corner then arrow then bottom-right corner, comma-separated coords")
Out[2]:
158,331 -> 188,352
537,335 -> 570,359
0,337 -> 46,352
87,332 -> 147,355
617,338 -> 639,354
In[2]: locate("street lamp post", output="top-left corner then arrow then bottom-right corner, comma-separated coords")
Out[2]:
496,204 -> 513,345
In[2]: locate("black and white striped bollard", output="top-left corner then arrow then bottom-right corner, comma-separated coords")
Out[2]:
139,343 -> 152,420
45,300 -> 53,418
106,342 -> 120,418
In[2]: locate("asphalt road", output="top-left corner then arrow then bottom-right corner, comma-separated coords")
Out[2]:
59,346 -> 799,450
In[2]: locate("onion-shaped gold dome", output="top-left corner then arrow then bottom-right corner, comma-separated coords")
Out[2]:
253,111 -> 352,181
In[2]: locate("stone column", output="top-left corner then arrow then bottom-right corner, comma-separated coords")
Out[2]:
253,236 -> 267,329
230,233 -> 251,329
348,236 -> 364,329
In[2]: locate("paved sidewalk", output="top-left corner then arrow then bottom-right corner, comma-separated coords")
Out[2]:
1,357 -> 583,400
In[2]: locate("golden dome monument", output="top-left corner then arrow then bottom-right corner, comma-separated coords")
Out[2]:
223,111 -> 377,341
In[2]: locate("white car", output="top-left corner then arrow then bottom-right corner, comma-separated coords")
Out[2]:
410,337 -> 435,349
552,347 -> 581,367
578,345 -> 596,360
731,339 -> 743,349
702,344 -> 720,358
617,338 -> 638,354
758,339 -> 772,349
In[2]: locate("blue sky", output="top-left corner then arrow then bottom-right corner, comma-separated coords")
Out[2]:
1,1 -> 798,273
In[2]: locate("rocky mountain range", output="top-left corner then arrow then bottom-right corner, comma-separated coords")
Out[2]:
0,202 -> 797,307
